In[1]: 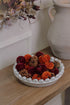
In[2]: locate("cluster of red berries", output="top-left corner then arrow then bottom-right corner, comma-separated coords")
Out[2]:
16,52 -> 59,80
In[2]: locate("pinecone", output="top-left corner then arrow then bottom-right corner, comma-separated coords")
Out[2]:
19,69 -> 31,78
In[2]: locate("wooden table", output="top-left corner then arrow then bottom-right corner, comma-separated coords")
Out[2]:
0,47 -> 70,105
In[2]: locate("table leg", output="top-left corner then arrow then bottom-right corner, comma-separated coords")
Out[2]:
64,87 -> 70,105
44,94 -> 62,105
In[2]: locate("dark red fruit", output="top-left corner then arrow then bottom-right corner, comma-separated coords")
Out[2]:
35,51 -> 44,57
36,67 -> 42,74
51,68 -> 59,75
16,63 -> 25,71
33,5 -> 40,11
54,68 -> 59,75
36,64 -> 48,75
27,15 -> 36,19
39,64 -> 48,72
21,16 -> 27,20
28,67 -> 36,76
6,17 -> 10,21
16,56 -> 25,63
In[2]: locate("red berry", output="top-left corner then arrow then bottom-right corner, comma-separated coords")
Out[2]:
16,63 -> 25,71
6,17 -> 10,21
35,52 -> 44,57
28,67 -> 36,76
54,68 -> 59,75
27,15 -> 36,19
51,68 -> 59,75
16,56 -> 25,63
39,64 -> 48,72
33,5 -> 40,11
36,67 -> 42,74
21,16 -> 27,20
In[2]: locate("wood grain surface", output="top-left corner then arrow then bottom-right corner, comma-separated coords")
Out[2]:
0,47 -> 70,105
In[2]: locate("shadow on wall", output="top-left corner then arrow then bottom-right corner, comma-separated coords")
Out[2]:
31,8 -> 51,53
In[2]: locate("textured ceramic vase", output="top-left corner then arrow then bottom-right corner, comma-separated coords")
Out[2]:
47,0 -> 70,59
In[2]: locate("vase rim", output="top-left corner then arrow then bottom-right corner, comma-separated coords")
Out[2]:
53,0 -> 70,7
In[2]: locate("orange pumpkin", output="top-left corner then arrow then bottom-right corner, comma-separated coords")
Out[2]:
39,54 -> 50,64
42,54 -> 50,63
45,62 -> 54,70
25,64 -> 30,70
24,54 -> 31,63
41,71 -> 51,80
32,74 -> 41,80
37,77 -> 41,80
39,56 -> 44,64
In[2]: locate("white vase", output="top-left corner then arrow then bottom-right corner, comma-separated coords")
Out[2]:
47,0 -> 70,59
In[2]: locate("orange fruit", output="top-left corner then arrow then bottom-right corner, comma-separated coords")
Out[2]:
39,56 -> 44,64
25,64 -> 30,70
43,54 -> 50,63
32,74 -> 41,80
45,62 -> 54,70
24,54 -> 31,63
41,71 -> 51,80
37,77 -> 41,80
39,54 -> 50,64
32,74 -> 38,80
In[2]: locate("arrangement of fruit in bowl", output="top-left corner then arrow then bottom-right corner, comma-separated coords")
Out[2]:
13,52 -> 64,87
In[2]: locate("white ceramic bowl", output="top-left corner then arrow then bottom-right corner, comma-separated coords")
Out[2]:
13,57 -> 64,87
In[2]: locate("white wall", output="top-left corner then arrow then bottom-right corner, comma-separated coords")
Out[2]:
31,0 -> 53,53
31,9 -> 50,53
